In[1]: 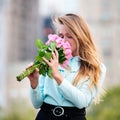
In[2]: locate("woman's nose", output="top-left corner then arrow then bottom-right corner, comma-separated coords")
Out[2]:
63,36 -> 67,42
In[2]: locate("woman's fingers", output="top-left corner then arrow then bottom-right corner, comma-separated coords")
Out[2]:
52,49 -> 59,59
52,51 -> 56,59
26,62 -> 39,79
26,62 -> 34,70
42,50 -> 59,68
55,49 -> 59,59
42,57 -> 50,65
35,68 -> 39,72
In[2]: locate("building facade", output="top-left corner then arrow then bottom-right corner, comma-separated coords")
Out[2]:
3,0 -> 40,106
5,0 -> 40,62
80,0 -> 120,86
0,0 -> 7,107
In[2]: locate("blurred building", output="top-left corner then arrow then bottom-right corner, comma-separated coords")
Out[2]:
42,16 -> 54,42
0,0 -> 7,107
3,0 -> 40,106
5,0 -> 40,62
80,0 -> 120,86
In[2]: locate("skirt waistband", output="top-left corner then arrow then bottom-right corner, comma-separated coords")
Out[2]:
41,102 -> 86,117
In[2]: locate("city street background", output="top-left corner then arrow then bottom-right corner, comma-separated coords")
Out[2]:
0,0 -> 120,120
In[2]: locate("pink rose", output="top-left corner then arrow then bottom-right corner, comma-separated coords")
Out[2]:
61,60 -> 69,68
57,41 -> 65,48
56,37 -> 64,44
48,34 -> 59,41
63,41 -> 71,49
64,49 -> 72,56
65,53 -> 72,59
45,40 -> 50,44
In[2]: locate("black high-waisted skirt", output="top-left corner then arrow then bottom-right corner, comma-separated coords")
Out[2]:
35,102 -> 86,120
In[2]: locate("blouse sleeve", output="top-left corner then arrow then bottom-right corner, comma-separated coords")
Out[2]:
30,75 -> 45,109
58,63 -> 106,109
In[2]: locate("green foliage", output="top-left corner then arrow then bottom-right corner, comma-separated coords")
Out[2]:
0,101 -> 36,120
57,48 -> 66,63
87,86 -> 120,120
16,38 -> 67,81
48,41 -> 56,51
34,39 -> 65,78
35,38 -> 44,49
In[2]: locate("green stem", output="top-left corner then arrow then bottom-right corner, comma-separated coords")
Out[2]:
16,64 -> 40,81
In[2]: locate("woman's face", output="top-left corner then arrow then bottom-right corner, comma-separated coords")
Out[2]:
58,25 -> 78,56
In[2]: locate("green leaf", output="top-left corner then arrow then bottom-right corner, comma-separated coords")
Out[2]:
47,68 -> 53,79
59,56 -> 66,63
38,49 -> 45,57
34,60 -> 40,65
39,64 -> 48,76
44,52 -> 52,60
35,56 -> 42,62
49,41 -> 57,51
58,48 -> 64,54
35,38 -> 44,49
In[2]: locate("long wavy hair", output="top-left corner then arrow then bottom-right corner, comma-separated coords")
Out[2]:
54,14 -> 103,102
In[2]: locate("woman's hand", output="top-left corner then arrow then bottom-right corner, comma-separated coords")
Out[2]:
42,49 -> 63,84
26,63 -> 39,89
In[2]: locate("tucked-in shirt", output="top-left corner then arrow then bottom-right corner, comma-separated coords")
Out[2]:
30,56 -> 106,109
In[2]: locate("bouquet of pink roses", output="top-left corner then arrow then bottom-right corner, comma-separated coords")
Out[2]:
16,34 -> 72,81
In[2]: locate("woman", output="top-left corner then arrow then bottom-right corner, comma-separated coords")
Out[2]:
28,14 -> 106,120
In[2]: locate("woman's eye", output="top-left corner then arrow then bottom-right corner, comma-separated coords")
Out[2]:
67,36 -> 73,39
59,35 -> 64,38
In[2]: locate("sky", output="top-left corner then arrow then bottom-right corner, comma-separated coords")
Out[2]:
39,0 -> 81,16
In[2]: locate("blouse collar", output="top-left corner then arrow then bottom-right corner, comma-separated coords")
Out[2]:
59,56 -> 80,72
70,56 -> 80,62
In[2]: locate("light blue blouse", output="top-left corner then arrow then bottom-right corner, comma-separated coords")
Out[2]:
30,56 -> 106,109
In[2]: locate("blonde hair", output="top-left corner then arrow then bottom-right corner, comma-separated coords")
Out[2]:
54,14 -> 103,102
